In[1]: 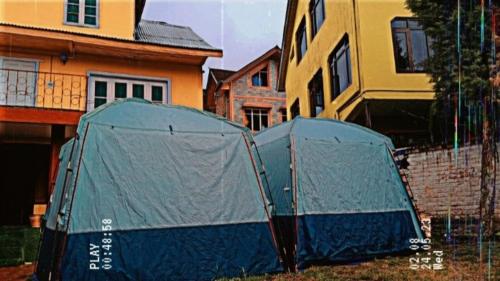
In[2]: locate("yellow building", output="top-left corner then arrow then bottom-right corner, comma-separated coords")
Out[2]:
0,0 -> 221,225
279,0 -> 435,147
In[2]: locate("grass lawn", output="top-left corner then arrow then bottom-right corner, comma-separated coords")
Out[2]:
219,239 -> 499,281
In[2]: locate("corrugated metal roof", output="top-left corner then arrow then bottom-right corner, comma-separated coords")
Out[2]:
134,20 -> 219,51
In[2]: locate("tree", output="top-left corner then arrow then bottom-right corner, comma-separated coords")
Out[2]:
405,0 -> 496,255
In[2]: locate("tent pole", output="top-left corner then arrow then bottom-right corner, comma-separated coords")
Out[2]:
241,133 -> 282,263
290,135 -> 299,272
50,123 -> 90,281
43,135 -> 78,281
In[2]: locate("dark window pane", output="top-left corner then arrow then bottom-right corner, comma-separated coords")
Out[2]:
252,111 -> 260,131
338,50 -> 350,93
296,18 -> 307,61
330,37 -> 351,100
394,32 -> 410,71
85,0 -> 96,5
391,19 -> 406,28
261,112 -> 268,130
85,7 -> 96,16
411,30 -> 429,71
152,86 -> 163,102
408,20 -> 422,29
309,70 -> 324,117
67,4 -> 79,13
115,83 -> 127,99
66,13 -> 79,23
291,99 -> 300,119
252,73 -> 260,86
313,0 -> 324,36
84,16 -> 96,25
260,70 -> 268,87
245,110 -> 252,129
133,84 -> 144,99
95,81 -> 107,97
68,0 -> 79,3
95,98 -> 106,108
280,109 -> 287,122
300,31 -> 307,57
94,81 -> 107,108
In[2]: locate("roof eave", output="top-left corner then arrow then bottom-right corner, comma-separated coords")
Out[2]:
278,0 -> 297,92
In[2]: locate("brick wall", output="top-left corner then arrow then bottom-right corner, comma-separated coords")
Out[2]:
406,144 -> 500,219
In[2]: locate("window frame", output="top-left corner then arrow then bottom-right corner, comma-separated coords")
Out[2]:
87,72 -> 171,111
64,0 -> 100,28
290,98 -> 300,119
243,107 -> 270,132
329,34 -> 352,101
308,69 -> 325,117
391,17 -> 432,73
310,0 -> 325,39
249,64 -> 270,88
279,108 -> 287,123
295,17 -> 308,63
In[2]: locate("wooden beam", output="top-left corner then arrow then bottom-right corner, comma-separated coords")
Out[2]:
0,106 -> 83,125
0,24 -> 223,59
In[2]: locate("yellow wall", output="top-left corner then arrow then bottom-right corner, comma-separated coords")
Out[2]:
0,0 -> 135,39
0,50 -> 204,110
284,0 -> 434,120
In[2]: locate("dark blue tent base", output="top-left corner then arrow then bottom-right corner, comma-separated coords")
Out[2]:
42,222 -> 281,281
297,211 -> 418,269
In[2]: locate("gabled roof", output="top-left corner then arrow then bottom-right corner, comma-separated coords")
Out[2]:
134,20 -> 220,51
223,46 -> 281,84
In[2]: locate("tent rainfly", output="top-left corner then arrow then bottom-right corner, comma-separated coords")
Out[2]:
254,117 -> 424,270
36,99 -> 282,281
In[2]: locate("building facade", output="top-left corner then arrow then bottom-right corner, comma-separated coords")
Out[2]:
205,46 -> 286,132
279,0 -> 435,147
0,0 -> 221,225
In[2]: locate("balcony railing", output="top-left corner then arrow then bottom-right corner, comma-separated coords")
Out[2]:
0,69 -> 87,111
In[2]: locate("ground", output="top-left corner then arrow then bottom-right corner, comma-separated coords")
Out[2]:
1,240 -> 498,281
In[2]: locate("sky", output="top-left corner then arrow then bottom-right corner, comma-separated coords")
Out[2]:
142,0 -> 287,87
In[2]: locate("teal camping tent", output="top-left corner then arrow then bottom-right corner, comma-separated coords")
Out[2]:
36,99 -> 282,281
254,117 -> 424,270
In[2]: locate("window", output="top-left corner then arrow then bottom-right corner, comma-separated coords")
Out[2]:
391,18 -> 432,72
251,66 -> 269,87
244,108 -> 269,131
133,84 -> 144,99
296,18 -> 308,62
290,98 -> 300,119
310,0 -> 325,38
94,81 -> 107,108
65,0 -> 98,26
329,35 -> 351,100
89,75 -> 169,111
152,86 -> 163,104
279,108 -> 287,123
308,70 -> 325,117
114,83 -> 127,99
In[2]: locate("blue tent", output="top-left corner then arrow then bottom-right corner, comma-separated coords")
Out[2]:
36,99 -> 282,281
254,117 -> 423,270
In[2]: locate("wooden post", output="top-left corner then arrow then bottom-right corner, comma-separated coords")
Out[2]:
48,125 -> 65,195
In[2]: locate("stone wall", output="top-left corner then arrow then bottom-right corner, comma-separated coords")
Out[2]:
405,144 -> 500,219
231,58 -> 286,127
